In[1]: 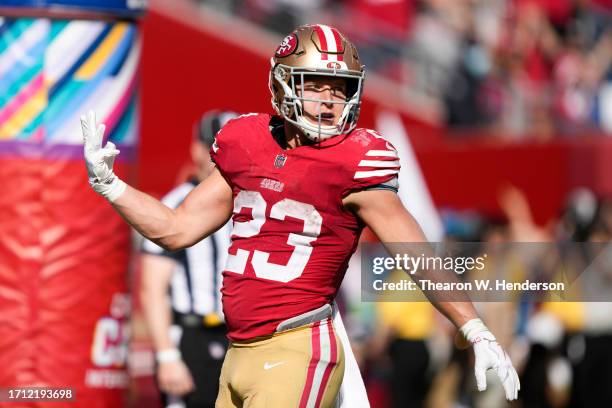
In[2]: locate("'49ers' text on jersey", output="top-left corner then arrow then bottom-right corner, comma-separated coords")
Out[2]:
211,113 -> 400,341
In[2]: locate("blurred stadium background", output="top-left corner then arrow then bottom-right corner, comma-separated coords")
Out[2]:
1,0 -> 611,407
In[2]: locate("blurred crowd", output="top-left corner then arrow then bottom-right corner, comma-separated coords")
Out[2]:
197,0 -> 612,139
337,186 -> 612,407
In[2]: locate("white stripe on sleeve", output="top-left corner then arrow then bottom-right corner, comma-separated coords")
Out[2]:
358,159 -> 400,168
354,169 -> 399,179
365,150 -> 398,158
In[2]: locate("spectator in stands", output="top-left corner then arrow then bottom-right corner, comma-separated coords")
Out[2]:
213,0 -> 612,136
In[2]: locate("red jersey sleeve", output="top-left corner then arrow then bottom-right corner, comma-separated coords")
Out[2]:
209,117 -> 235,175
209,114 -> 265,186
342,128 -> 401,195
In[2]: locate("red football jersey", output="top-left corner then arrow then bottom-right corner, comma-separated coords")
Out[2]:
211,113 -> 400,341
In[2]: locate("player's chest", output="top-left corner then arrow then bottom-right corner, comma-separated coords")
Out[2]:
232,147 -> 344,207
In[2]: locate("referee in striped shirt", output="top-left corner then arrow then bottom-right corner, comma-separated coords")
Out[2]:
140,111 -> 237,408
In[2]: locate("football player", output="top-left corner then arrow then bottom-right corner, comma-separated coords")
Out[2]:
82,24 -> 519,407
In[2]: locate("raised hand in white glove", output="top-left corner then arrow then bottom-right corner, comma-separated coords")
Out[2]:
460,318 -> 520,401
81,110 -> 126,201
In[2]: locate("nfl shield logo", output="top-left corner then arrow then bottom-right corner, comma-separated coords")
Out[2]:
274,154 -> 287,168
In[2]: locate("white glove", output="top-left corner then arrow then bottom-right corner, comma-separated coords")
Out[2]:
460,318 -> 520,401
81,110 -> 126,202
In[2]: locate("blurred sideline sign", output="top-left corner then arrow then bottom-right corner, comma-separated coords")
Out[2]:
0,3 -> 142,407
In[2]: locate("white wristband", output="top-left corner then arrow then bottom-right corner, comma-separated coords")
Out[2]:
155,348 -> 181,364
91,176 -> 127,202
459,318 -> 494,343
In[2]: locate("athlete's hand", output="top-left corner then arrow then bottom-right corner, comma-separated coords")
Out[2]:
81,110 -> 126,201
157,360 -> 196,396
460,318 -> 520,401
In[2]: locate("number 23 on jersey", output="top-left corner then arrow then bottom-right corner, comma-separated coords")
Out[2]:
225,190 -> 322,283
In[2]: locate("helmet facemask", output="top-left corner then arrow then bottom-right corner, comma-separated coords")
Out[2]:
271,64 -> 365,142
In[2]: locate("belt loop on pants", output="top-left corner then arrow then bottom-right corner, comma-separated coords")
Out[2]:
275,304 -> 333,333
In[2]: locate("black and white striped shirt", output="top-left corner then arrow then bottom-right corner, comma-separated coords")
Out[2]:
141,180 -> 230,318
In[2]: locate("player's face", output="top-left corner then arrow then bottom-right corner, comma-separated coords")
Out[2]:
296,76 -> 347,128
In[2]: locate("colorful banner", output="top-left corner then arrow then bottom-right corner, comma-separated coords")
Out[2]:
0,17 -> 139,407
0,18 -> 139,157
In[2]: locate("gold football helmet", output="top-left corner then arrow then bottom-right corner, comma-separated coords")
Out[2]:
269,24 -> 365,142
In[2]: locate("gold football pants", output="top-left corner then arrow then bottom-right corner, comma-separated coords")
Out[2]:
215,318 -> 345,408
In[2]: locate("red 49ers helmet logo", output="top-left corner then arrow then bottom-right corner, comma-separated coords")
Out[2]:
275,33 -> 298,57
